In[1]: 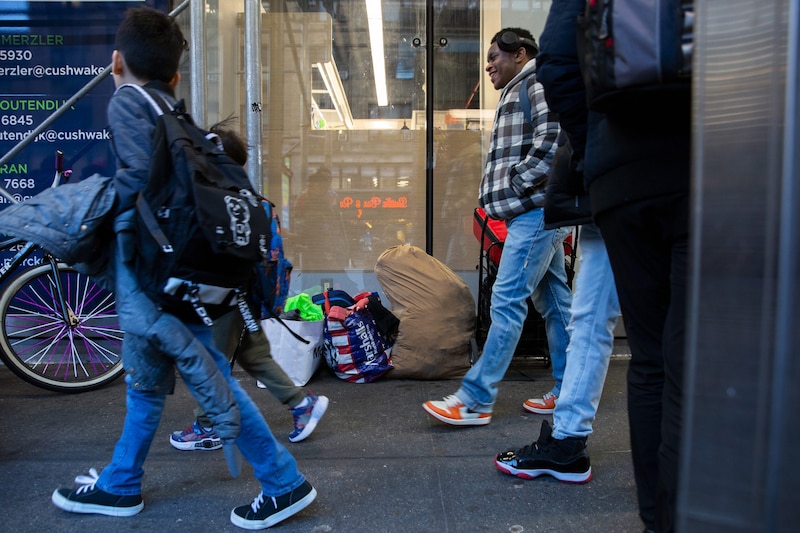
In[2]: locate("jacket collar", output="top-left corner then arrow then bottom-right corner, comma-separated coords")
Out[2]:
500,60 -> 537,100
143,80 -> 176,97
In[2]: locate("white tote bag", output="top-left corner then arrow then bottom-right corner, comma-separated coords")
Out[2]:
261,318 -> 324,386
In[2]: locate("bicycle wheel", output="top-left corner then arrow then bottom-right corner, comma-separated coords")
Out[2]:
0,262 -> 124,393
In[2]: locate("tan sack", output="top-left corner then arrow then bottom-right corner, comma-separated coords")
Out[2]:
374,244 -> 473,379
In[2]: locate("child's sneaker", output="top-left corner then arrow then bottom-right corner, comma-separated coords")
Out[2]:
523,391 -> 558,414
51,468 -> 143,517
230,480 -> 317,529
289,392 -> 329,443
169,420 -> 222,451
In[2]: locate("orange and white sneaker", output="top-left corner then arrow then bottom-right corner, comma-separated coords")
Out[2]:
423,395 -> 492,426
523,392 -> 558,414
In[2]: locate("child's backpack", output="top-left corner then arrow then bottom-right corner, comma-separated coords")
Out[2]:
123,84 -> 270,325
578,0 -> 694,112
250,198 -> 293,319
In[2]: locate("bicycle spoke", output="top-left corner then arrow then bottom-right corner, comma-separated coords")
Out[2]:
12,322 -> 71,372
73,327 -> 123,366
1,263 -> 124,391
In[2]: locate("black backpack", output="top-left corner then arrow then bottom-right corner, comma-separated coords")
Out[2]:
123,84 -> 270,325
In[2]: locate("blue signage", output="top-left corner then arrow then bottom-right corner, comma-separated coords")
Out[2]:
0,0 -> 169,274
0,0 -> 168,204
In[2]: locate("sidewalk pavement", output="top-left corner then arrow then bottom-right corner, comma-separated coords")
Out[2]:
1,353 -> 642,532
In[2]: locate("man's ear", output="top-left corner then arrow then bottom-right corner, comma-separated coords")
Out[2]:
514,47 -> 528,63
168,72 -> 181,89
111,50 -> 124,75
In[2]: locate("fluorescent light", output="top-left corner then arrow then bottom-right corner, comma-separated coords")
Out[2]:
314,60 -> 355,129
366,0 -> 388,106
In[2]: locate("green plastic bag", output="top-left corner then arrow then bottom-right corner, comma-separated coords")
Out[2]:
284,293 -> 324,322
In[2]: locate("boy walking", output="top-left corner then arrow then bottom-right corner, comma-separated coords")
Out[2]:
50,7 -> 316,529
170,122 -> 329,450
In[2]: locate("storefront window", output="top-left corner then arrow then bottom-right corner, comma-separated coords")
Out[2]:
197,1 -> 551,294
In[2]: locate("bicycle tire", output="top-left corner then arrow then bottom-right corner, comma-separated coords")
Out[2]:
0,262 -> 124,393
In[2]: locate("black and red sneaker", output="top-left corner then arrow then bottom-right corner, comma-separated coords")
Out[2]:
495,420 -> 592,483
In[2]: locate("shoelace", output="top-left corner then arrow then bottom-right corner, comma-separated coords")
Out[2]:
441,394 -> 463,407
73,467 -> 100,494
249,491 -> 277,513
293,414 -> 308,431
516,439 -> 548,459
517,429 -> 557,458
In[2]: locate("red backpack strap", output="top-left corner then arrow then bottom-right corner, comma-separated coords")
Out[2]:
323,289 -> 331,314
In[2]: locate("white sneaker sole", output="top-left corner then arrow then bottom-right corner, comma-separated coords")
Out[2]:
522,400 -> 557,415
169,435 -> 222,451
494,459 -> 592,483
51,489 -> 144,517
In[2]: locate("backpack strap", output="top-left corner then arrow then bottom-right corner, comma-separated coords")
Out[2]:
136,194 -> 174,253
118,83 -> 178,254
121,84 -> 222,152
116,82 -> 173,116
518,75 -> 535,125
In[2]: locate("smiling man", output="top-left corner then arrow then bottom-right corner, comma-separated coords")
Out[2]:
423,28 -> 571,427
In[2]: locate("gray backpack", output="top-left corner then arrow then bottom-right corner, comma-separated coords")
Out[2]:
579,0 -> 694,111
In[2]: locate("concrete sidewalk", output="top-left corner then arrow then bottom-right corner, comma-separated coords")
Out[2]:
1,355 -> 642,532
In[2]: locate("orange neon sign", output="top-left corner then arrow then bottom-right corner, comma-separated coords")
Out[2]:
340,196 -> 408,219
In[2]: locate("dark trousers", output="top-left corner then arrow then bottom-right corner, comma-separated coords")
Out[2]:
594,192 -> 689,533
194,310 -> 306,428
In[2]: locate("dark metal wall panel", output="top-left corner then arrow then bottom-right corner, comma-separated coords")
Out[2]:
681,1 -> 800,531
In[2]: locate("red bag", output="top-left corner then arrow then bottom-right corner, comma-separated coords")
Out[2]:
473,207 -> 506,266
473,206 -> 576,271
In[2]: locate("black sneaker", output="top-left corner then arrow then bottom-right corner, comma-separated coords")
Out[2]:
494,420 -> 592,483
230,480 -> 317,529
51,468 -> 144,517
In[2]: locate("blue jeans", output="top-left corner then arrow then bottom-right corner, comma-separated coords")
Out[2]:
110,225 -> 239,439
457,208 -> 572,413
551,223 -> 620,440
96,324 -> 305,497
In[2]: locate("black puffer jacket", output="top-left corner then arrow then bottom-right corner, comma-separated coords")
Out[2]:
537,0 -> 592,228
536,0 -> 691,218
543,133 -> 592,229
536,0 -> 588,157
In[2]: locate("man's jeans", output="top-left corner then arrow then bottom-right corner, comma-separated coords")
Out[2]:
457,208 -> 572,413
96,323 -> 305,498
552,223 -> 620,440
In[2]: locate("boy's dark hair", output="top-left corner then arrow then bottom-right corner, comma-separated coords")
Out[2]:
492,27 -> 538,58
209,116 -> 249,166
114,7 -> 185,83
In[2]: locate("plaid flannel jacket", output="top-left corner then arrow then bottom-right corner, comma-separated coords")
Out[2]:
479,61 -> 560,220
